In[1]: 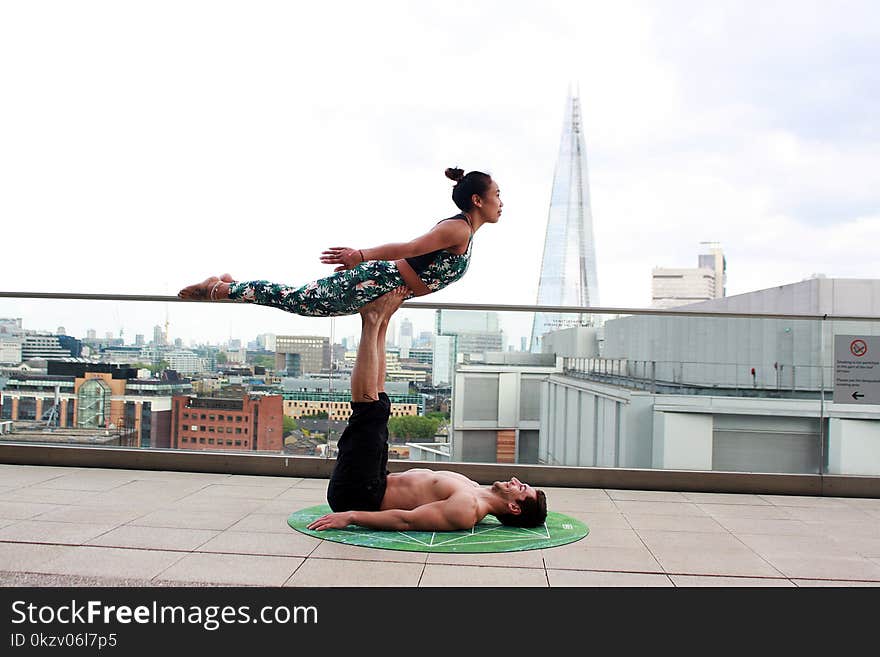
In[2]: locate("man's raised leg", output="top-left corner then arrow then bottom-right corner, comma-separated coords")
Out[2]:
351,287 -> 407,403
375,304 -> 394,396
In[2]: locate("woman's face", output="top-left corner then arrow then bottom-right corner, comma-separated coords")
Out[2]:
474,180 -> 502,222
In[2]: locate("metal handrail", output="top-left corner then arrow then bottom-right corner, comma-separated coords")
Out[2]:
2,290 -> 879,321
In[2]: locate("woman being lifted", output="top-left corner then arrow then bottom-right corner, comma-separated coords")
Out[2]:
178,167 -> 502,315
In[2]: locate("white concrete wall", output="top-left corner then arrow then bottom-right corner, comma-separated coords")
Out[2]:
539,376 -> 649,468
406,443 -> 450,462
497,372 -> 518,427
541,326 -> 599,358
828,418 -> 880,475
652,411 -> 713,470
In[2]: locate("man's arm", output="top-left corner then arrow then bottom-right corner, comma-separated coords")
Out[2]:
307,495 -> 480,532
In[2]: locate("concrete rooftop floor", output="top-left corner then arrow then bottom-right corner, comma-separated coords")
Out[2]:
1,463 -> 879,587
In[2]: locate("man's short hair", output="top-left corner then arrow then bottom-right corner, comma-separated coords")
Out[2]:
495,489 -> 547,528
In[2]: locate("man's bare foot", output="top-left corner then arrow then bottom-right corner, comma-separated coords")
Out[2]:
178,276 -> 229,300
359,286 -> 408,322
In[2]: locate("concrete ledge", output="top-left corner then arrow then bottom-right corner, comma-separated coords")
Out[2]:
1,442 -> 878,498
0,442 -> 337,479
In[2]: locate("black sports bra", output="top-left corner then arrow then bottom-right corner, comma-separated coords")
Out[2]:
404,213 -> 473,275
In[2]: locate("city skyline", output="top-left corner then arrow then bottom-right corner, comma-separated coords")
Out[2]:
0,309 -> 510,357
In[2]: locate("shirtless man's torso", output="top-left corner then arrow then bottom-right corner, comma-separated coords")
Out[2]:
380,468 -> 479,511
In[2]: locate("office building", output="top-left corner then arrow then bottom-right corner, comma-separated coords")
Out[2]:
399,318 -> 413,358
171,393 -> 284,452
0,318 -> 23,335
652,243 -> 727,308
530,92 -> 600,351
21,334 -> 81,361
432,335 -> 456,387
280,377 -> 422,420
256,333 -> 277,352
167,350 -> 205,375
0,338 -> 23,364
275,335 -> 329,375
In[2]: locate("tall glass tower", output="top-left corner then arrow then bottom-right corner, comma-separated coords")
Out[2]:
530,92 -> 599,352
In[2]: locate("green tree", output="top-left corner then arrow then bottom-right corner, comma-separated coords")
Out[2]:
140,360 -> 170,376
387,415 -> 441,441
283,416 -> 298,436
251,354 -> 275,369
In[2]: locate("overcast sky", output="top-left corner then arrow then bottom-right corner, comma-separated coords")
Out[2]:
2,1 -> 878,347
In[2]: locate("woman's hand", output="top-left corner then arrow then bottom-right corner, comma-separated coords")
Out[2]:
320,247 -> 364,272
307,511 -> 354,531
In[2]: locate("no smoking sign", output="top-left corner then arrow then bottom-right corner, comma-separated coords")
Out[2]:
834,335 -> 880,404
850,339 -> 867,357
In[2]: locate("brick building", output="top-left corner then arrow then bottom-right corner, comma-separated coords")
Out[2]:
171,393 -> 283,452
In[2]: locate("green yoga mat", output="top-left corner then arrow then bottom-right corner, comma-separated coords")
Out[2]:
288,504 -> 589,553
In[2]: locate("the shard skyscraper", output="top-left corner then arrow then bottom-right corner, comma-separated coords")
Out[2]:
530,92 -> 599,352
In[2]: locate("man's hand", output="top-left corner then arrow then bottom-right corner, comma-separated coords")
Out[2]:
320,247 -> 363,272
307,511 -> 353,531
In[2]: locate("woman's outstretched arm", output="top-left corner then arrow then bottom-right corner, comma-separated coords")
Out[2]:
320,220 -> 470,271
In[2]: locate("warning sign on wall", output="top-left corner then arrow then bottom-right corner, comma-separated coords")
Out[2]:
834,335 -> 880,404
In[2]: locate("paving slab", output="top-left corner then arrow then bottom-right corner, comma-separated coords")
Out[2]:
548,569 -> 673,587
157,552 -> 304,586
0,520 -> 117,545
86,525 -> 220,551
285,558 -> 423,587
195,530 -> 320,557
35,546 -> 187,580
419,564 -> 547,587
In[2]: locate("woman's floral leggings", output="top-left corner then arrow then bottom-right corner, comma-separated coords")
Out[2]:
227,260 -> 412,317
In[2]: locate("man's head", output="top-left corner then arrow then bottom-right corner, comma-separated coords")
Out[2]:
490,477 -> 548,528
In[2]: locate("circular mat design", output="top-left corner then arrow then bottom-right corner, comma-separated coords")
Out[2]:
288,504 -> 589,553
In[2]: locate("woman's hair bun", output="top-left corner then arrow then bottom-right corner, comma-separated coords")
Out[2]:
445,167 -> 465,183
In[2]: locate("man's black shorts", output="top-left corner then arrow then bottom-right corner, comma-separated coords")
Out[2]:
327,392 -> 391,512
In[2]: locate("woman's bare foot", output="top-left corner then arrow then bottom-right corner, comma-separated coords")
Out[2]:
359,286 -> 408,322
178,276 -> 230,300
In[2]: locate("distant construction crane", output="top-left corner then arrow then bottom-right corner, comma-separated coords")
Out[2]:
43,385 -> 61,430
